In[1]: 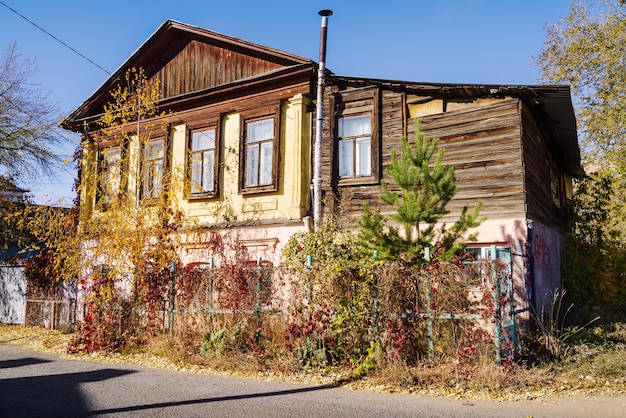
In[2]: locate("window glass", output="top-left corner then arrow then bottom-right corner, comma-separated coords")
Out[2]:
338,139 -> 354,177
143,139 -> 164,199
202,151 -> 214,192
338,114 -> 372,178
339,115 -> 371,137
101,147 -> 121,204
244,116 -> 275,188
245,144 -> 259,187
462,247 -> 501,288
356,137 -> 371,176
146,140 -> 164,160
259,142 -> 273,185
248,119 -> 274,142
192,129 -> 215,151
190,128 -> 216,194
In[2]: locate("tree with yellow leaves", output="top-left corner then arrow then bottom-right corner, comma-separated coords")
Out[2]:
26,68 -> 192,351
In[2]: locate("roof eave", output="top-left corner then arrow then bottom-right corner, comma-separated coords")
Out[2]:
63,63 -> 316,131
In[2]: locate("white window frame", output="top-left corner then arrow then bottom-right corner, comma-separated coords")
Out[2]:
239,105 -> 280,194
338,114 -> 372,179
190,127 -> 217,196
142,138 -> 165,200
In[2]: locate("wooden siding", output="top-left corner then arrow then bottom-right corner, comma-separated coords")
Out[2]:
152,40 -> 284,100
521,103 -> 570,232
321,83 -> 528,223
420,99 -> 525,221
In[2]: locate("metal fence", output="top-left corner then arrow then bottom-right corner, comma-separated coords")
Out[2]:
164,246 -> 517,362
24,299 -> 76,330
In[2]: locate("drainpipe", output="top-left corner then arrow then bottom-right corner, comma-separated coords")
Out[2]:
313,9 -> 332,230
525,219 -> 535,314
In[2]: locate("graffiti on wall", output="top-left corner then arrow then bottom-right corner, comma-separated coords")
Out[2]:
534,233 -> 551,268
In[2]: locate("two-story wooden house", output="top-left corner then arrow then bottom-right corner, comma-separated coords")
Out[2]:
63,20 -> 317,266
61,20 -> 582,315
317,76 -> 582,314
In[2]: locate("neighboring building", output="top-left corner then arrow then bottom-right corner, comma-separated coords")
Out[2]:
0,177 -> 37,261
0,177 -> 30,203
61,20 -> 582,317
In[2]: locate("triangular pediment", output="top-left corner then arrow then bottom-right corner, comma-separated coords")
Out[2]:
64,20 -> 314,130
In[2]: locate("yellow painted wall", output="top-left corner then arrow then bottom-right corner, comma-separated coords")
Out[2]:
169,93 -> 312,226
408,97 -> 500,119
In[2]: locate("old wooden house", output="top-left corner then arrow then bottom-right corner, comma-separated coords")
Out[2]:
63,20 -> 317,266
61,20 -> 581,316
318,76 -> 582,314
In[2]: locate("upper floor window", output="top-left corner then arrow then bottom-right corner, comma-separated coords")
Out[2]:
142,138 -> 165,200
331,87 -> 379,186
240,106 -> 280,194
190,128 -> 217,196
99,147 -> 121,206
338,114 -> 372,178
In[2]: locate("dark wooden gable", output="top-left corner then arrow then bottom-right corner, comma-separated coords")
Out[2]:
63,20 -> 313,131
152,39 -> 284,99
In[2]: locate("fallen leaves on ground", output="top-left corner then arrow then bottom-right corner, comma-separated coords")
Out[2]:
1,324 -> 625,402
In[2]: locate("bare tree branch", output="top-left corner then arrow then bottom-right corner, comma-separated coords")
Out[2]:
0,42 -> 72,182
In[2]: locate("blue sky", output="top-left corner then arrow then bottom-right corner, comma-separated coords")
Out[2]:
1,0 -> 572,205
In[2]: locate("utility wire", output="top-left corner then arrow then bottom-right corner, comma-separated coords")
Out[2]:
0,0 -> 111,75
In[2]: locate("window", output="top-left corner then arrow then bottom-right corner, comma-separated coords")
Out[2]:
190,128 -> 217,195
461,247 -> 491,288
338,114 -> 372,178
142,138 -> 165,199
462,246 -> 511,288
331,87 -> 379,186
240,108 -> 279,193
245,118 -> 274,188
99,147 -> 121,205
550,167 -> 561,208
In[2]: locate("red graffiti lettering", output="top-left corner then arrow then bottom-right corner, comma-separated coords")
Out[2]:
534,234 -> 551,268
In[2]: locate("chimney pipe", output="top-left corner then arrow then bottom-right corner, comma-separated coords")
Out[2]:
313,9 -> 332,231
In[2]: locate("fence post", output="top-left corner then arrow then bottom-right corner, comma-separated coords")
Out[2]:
372,251 -> 379,340
255,258 -> 262,345
207,257 -> 214,332
169,261 -> 176,337
491,245 -> 502,363
306,255 -> 313,306
424,247 -> 435,362
50,300 -> 56,330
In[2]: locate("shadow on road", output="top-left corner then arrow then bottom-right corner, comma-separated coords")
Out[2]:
0,361 -> 136,417
87,380 -> 349,416
0,347 -> 350,417
0,356 -> 51,369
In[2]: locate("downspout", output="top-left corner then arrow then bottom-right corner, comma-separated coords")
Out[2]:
525,219 -> 535,314
313,9 -> 332,230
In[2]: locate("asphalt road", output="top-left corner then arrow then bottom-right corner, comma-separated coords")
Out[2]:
1,342 -> 625,417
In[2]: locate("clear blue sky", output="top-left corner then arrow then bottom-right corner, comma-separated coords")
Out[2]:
1,0 -> 572,205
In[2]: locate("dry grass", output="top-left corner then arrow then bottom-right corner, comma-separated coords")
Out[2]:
1,323 -> 625,401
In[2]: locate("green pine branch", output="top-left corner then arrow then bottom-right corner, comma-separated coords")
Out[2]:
358,119 -> 484,264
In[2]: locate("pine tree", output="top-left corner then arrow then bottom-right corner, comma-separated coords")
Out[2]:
358,119 -> 484,264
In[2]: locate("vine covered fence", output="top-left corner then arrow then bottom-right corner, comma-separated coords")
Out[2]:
68,247 -> 517,367
159,249 -> 516,366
